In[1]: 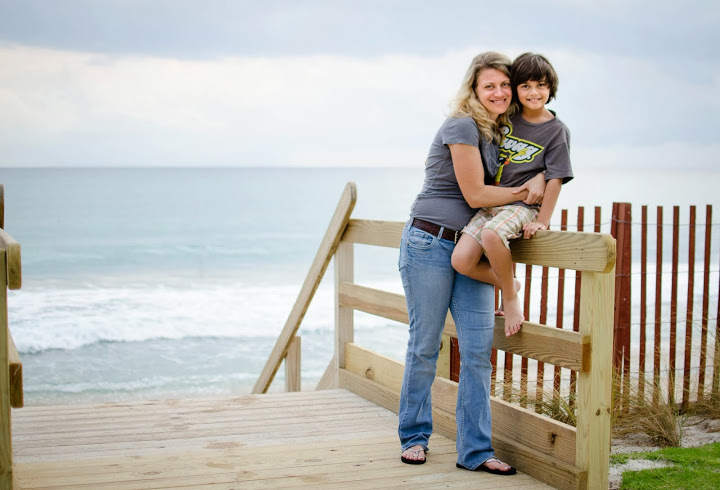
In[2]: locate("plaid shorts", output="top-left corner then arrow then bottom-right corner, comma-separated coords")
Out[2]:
462,205 -> 539,250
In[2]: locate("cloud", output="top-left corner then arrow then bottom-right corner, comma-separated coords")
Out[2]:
0,45 -> 470,166
0,43 -> 718,169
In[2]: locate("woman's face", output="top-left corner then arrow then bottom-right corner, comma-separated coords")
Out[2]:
474,68 -> 512,120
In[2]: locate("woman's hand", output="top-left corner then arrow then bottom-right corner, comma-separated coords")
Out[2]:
513,172 -> 546,206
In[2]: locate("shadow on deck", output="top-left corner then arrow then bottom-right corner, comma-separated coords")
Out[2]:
12,390 -> 548,489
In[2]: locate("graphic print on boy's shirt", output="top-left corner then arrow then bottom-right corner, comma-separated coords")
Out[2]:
495,124 -> 544,185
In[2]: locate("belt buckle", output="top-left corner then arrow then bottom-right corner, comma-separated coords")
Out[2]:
454,230 -> 459,244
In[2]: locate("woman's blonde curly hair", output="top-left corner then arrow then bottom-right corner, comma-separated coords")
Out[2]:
450,51 -> 513,144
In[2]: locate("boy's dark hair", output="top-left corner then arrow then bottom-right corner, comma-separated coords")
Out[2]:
511,53 -> 559,103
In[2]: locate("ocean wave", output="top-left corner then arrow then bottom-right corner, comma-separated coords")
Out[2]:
8,282 -> 334,353
7,278 -> 406,354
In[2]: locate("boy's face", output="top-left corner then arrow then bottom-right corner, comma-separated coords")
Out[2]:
474,68 -> 512,120
516,80 -> 550,111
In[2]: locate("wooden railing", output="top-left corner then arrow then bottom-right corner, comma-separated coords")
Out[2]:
255,182 -> 616,489
0,184 -> 24,490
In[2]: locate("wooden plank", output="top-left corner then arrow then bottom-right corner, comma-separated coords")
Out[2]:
508,230 -> 616,273
16,437 -> 407,475
343,343 -> 577,465
345,343 -> 404,392
714,261 -> 720,402
653,206 -> 663,405
339,283 -> 589,371
285,335 -> 301,392
639,205 -> 648,399
252,182 -> 357,394
570,207 -> 584,406
7,329 -> 22,408
536,264 -> 549,406
575,270 -> 614,490
554,210 -> 568,395
682,206 -> 696,409
13,390 -> 358,420
492,317 -> 590,373
669,206 -> 680,405
698,205 -> 712,399
521,262 -> 533,403
343,220 -> 616,273
13,407 -> 392,443
0,229 -> 21,290
337,281 -> 453,331
611,202 -> 631,406
338,368 -> 399,413
341,219 -> 403,248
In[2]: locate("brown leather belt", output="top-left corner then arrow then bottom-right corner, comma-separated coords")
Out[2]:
411,218 -> 460,243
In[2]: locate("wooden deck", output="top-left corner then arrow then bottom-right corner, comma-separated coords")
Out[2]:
11,389 -> 548,489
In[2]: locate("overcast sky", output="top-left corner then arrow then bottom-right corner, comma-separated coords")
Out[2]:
1,0 -> 718,168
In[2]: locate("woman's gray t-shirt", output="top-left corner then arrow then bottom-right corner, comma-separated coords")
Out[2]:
409,116 -> 487,231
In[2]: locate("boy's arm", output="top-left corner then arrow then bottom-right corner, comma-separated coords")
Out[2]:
523,178 -> 562,238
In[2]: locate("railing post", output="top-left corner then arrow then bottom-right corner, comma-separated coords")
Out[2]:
334,241 -> 354,387
285,336 -> 301,392
0,249 -> 14,489
576,269 -> 614,489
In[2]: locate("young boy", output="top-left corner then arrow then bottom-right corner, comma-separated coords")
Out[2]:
451,52 -> 573,337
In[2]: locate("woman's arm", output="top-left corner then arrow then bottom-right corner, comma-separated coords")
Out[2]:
450,143 -> 545,208
514,172 -> 546,205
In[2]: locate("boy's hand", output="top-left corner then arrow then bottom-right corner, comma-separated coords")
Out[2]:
523,221 -> 547,239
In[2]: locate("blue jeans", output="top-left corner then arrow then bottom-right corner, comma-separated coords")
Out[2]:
398,221 -> 495,469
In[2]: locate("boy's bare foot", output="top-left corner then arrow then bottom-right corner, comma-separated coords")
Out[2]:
496,279 -> 522,316
503,295 -> 524,336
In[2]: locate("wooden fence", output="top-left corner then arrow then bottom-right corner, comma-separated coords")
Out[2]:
462,202 -> 719,411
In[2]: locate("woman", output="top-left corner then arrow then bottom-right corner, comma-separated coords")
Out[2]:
398,51 -> 545,475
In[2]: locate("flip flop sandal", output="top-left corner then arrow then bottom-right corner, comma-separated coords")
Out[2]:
456,457 -> 516,475
401,447 -> 426,465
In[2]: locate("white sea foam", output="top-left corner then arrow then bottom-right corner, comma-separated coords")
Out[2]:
8,281 -> 335,352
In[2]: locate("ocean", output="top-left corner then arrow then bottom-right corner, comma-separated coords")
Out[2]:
3,167 -> 720,405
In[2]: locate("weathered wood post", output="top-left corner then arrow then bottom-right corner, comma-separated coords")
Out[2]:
0,245 -> 13,490
576,268 -> 615,489
334,240 -> 354,387
284,336 -> 301,392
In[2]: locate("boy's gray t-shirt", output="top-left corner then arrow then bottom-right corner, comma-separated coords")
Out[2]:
497,112 -> 573,207
410,116 -> 492,231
